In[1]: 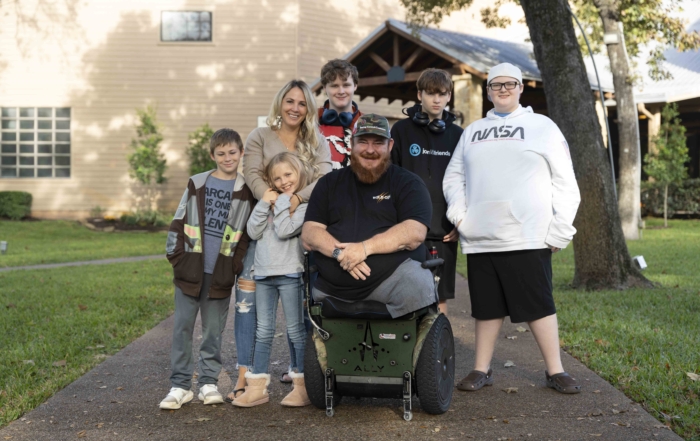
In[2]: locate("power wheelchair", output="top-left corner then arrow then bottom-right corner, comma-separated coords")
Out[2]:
302,253 -> 455,421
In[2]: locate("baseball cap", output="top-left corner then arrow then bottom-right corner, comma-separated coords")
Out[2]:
352,114 -> 391,139
487,63 -> 523,84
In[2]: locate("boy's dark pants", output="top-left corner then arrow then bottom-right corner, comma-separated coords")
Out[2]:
170,273 -> 230,390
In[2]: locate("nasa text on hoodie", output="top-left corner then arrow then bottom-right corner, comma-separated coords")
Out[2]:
442,105 -> 581,254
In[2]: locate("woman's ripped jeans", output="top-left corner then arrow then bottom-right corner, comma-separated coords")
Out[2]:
234,241 -> 256,369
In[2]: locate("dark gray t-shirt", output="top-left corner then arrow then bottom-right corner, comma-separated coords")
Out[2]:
203,175 -> 236,274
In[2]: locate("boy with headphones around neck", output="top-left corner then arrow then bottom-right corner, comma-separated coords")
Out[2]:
318,59 -> 363,170
390,68 -> 463,315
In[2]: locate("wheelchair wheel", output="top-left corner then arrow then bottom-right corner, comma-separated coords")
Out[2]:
415,314 -> 455,414
304,330 -> 342,410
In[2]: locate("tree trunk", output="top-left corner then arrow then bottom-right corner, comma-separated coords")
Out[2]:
520,0 -> 651,289
595,0 -> 641,240
664,184 -> 668,227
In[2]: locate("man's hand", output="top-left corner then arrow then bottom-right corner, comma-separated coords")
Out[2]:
347,261 -> 371,280
335,242 -> 366,271
550,246 -> 560,253
289,194 -> 301,215
262,188 -> 278,205
443,227 -> 459,242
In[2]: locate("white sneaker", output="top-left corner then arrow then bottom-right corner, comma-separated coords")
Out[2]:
198,384 -> 224,405
159,387 -> 194,410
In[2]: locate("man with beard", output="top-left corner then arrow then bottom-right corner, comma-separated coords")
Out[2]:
301,114 -> 436,317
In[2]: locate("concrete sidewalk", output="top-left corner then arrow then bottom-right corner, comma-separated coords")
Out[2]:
0,275 -> 680,441
0,255 -> 163,272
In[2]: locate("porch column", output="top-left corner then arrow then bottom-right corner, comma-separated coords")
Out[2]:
452,74 -> 483,128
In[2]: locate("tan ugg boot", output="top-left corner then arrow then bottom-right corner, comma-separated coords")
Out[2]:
280,371 -> 311,407
231,372 -> 270,407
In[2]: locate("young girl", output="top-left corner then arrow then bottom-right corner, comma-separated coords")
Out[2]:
232,152 -> 311,407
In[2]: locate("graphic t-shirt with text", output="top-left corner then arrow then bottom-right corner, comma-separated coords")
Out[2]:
203,175 -> 236,274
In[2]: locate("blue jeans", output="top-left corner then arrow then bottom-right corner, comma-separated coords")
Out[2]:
253,276 -> 305,374
286,255 -> 314,372
234,241 -> 256,369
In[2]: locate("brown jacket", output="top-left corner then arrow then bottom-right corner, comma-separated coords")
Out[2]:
166,171 -> 255,299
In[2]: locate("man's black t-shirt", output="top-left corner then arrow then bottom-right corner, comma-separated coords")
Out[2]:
304,164 -> 432,300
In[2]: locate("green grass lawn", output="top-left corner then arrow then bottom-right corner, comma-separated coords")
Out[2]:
457,218 -> 700,440
0,259 -> 174,427
0,220 -> 167,267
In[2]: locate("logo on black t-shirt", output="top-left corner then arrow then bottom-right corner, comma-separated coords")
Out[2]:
409,144 -> 421,157
373,192 -> 391,202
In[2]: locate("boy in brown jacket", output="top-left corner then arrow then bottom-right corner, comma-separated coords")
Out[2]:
160,128 -> 255,409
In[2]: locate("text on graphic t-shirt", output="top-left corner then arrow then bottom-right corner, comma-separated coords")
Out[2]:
203,175 -> 236,274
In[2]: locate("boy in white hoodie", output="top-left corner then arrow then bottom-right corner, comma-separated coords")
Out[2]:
443,63 -> 582,394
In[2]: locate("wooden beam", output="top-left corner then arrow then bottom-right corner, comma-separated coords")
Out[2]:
401,47 -> 423,71
456,63 -> 487,79
358,71 -> 423,87
369,52 -> 392,72
393,34 -> 400,67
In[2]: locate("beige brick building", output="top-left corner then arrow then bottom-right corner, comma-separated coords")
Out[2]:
0,0 -> 528,219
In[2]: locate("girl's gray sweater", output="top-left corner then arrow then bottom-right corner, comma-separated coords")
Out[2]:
246,194 -> 307,277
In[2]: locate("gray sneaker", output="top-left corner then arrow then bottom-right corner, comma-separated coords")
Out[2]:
198,384 -> 224,405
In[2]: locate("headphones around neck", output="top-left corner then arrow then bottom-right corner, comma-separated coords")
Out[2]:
321,107 -> 355,127
408,108 -> 446,134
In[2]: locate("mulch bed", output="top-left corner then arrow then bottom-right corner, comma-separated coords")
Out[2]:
85,218 -> 168,232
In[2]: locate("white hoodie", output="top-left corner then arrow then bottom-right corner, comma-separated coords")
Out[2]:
443,105 -> 580,254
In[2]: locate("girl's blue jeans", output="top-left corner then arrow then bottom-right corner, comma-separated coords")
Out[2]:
252,275 -> 305,374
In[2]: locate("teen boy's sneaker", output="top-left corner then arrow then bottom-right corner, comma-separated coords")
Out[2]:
198,384 -> 224,405
159,387 -> 194,410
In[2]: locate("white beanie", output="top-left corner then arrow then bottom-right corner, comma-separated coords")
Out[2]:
487,63 -> 522,84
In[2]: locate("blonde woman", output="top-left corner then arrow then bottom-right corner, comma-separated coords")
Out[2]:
244,79 -> 331,205
235,79 -> 330,393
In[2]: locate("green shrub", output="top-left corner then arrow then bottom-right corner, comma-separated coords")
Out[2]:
641,179 -> 700,218
0,191 -> 32,220
119,210 -> 169,227
186,123 -> 216,175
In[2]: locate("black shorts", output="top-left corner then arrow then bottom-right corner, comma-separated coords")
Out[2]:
425,239 -> 457,301
466,248 -> 555,323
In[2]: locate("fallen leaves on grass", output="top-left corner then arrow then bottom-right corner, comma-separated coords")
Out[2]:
22,360 -> 34,365
687,372 -> 699,381
6,303 -> 16,309
502,387 -> 518,393
78,304 -> 88,311
504,360 -> 516,368
52,360 -> 66,367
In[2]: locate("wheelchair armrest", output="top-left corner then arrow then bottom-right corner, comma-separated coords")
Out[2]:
421,258 -> 444,269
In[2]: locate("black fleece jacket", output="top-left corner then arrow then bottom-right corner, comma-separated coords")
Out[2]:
390,104 -> 464,240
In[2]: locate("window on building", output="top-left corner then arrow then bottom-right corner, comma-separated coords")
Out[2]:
1,107 -> 71,178
161,11 -> 212,42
